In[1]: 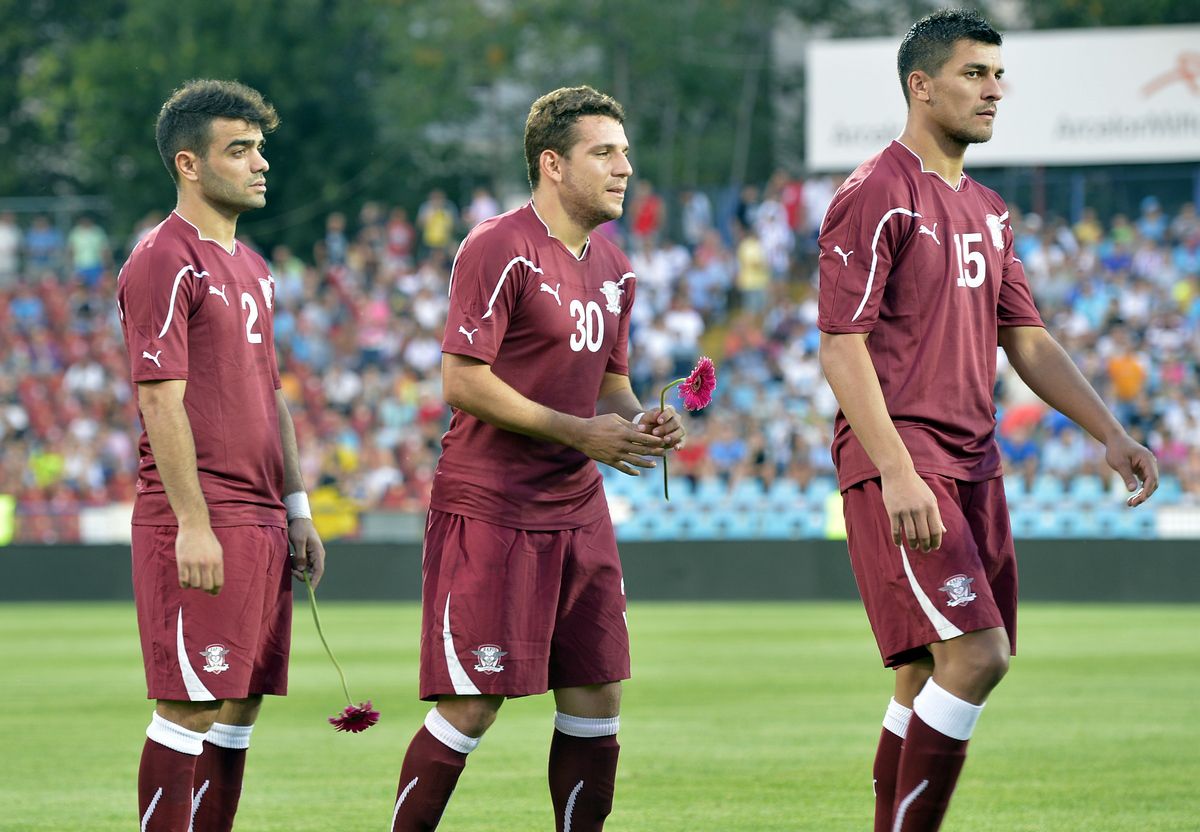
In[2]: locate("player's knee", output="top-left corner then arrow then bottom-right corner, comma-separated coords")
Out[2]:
437,695 -> 502,738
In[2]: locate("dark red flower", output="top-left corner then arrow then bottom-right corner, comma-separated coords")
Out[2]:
679,356 -> 716,410
328,701 -> 381,733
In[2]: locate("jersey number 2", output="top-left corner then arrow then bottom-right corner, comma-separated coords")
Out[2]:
241,292 -> 264,344
954,232 -> 986,288
569,299 -> 604,352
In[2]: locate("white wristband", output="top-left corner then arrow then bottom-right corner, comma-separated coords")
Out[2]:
632,411 -> 646,426
284,491 -> 311,521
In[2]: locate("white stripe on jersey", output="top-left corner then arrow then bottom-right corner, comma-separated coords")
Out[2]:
157,265 -> 210,338
176,608 -> 216,701
442,593 -> 481,695
481,256 -> 543,320
851,207 -> 921,323
899,544 -> 964,641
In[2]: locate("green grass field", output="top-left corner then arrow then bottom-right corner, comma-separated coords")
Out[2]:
2,601 -> 1197,831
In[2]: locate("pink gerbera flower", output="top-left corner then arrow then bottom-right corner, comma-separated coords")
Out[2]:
657,356 -> 718,501
678,356 -> 716,411
302,573 -> 380,734
329,701 -> 381,733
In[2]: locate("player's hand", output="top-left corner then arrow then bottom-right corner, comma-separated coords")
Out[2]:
880,469 -> 945,553
1104,433 -> 1159,508
175,523 -> 224,595
637,405 -> 686,450
577,413 -> 667,476
288,517 -> 326,588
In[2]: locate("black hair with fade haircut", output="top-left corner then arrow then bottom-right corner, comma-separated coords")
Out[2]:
524,85 -> 625,190
897,9 -> 1002,105
155,79 -> 280,183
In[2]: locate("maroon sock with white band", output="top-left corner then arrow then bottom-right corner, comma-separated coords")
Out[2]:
548,713 -> 620,832
891,681 -> 984,831
191,722 -> 253,832
390,709 -> 479,832
873,698 -> 912,832
138,713 -> 205,832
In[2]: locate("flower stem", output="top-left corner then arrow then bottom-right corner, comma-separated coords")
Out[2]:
302,572 -> 353,706
658,378 -> 685,501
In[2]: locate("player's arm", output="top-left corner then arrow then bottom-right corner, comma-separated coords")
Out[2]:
595,371 -> 685,448
276,389 -> 326,586
998,325 -> 1158,506
136,379 -> 223,594
819,331 -> 944,551
442,353 -> 667,476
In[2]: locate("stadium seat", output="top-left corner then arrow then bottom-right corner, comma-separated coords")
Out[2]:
1068,474 -> 1105,502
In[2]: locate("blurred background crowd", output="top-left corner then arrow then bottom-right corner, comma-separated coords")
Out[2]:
2,175 -> 1198,543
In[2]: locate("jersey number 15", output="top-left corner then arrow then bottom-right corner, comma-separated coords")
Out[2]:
954,232 -> 986,288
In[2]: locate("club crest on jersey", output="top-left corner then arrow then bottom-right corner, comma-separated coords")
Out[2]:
200,644 -> 230,674
938,575 -> 977,607
258,276 -> 275,310
471,644 -> 507,674
985,213 -> 1007,251
599,281 -> 624,315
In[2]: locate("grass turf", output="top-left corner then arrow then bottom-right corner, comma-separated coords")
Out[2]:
1,601 -> 1197,831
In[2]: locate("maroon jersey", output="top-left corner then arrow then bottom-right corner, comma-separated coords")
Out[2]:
432,202 -> 635,529
117,212 -> 285,528
818,141 -> 1044,489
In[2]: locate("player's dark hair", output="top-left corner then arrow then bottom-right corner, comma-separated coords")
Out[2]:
897,9 -> 1002,105
524,86 -> 625,190
155,79 -> 279,183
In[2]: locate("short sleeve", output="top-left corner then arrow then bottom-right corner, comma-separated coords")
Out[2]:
995,212 -> 1045,329
120,248 -> 201,383
605,266 -> 636,377
817,176 -> 910,333
443,229 -> 532,363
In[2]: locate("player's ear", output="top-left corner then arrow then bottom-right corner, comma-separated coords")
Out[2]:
540,149 -> 564,184
908,70 -> 932,104
175,150 -> 202,183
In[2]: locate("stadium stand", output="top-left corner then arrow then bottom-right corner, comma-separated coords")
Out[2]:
2,181 -> 1198,543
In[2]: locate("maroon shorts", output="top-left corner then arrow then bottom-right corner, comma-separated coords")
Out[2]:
842,475 -> 1017,668
132,524 -> 292,700
419,509 -> 630,700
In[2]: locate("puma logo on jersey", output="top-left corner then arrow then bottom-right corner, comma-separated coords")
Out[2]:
208,284 -> 229,305
833,245 -> 853,265
458,326 -> 478,344
539,282 -> 562,306
142,350 -> 163,367
918,223 -> 940,245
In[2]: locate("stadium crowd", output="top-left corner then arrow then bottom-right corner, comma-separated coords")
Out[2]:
1,177 -> 1197,542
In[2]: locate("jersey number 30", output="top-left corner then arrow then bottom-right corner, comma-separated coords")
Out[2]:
569,299 -> 604,352
954,232 -> 986,288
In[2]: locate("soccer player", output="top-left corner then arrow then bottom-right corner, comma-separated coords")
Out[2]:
817,11 -> 1158,832
388,86 -> 685,832
117,80 -> 325,832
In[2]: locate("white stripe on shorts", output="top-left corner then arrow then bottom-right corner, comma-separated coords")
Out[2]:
442,593 -> 481,695
899,544 -> 963,641
176,608 -> 215,701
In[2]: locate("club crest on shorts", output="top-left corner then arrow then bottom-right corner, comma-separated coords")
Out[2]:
471,644 -> 507,674
200,644 -> 230,674
938,575 -> 977,607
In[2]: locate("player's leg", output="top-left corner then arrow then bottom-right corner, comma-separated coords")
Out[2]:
545,515 -> 630,832
872,657 -> 932,832
140,699 -> 221,832
392,694 -> 504,832
393,510 -> 560,831
549,683 -> 622,832
889,478 -> 1015,831
191,526 -> 291,832
134,524 -> 288,832
191,695 -> 262,832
